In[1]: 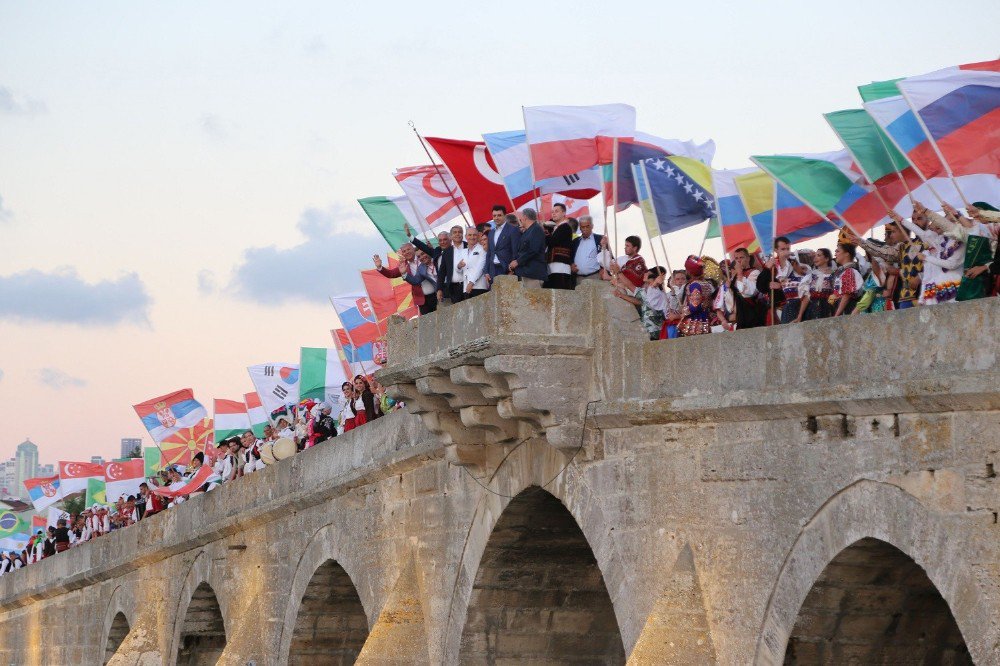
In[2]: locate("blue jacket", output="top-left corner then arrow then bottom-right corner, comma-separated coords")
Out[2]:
487,222 -> 522,278
514,223 -> 548,281
401,263 -> 437,290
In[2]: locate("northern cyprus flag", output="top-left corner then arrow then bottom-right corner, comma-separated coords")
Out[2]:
213,399 -> 251,443
300,347 -> 349,403
247,363 -> 300,417
244,392 -> 267,438
104,459 -> 145,503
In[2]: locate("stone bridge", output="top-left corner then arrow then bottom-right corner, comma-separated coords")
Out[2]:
1,278 -> 997,665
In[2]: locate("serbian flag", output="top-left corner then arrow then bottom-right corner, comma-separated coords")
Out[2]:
23,475 -> 62,511
133,389 -> 207,443
331,292 -> 381,346
104,459 -> 145,503
523,104 -> 636,180
425,137 -> 513,223
150,465 -> 217,499
897,59 -> 1000,178
393,165 -> 468,229
58,461 -> 105,496
711,168 -> 759,254
361,254 -> 419,324
159,417 -> 214,468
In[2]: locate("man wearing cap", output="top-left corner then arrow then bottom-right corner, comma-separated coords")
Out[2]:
313,403 -> 337,445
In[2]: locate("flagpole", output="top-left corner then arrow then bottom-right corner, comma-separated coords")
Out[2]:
895,89 -> 971,208
408,121 -> 473,228
862,101 -> 948,207
328,297 -> 377,377
611,137 -> 620,267
633,162 -> 662,271
822,114 -> 896,217
751,158 -> 863,238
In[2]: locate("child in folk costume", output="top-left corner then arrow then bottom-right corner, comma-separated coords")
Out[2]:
677,283 -> 717,336
614,267 -> 668,341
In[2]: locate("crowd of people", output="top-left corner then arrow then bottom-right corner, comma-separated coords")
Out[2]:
0,375 -> 402,576
374,200 -> 1000,337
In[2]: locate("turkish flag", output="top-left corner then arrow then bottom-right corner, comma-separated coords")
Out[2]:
425,137 -> 513,224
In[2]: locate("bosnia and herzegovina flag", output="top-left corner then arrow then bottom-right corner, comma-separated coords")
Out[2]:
133,389 -> 207,443
23,474 -> 62,511
633,156 -> 716,236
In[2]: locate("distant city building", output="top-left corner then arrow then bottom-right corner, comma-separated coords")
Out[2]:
120,438 -> 143,459
91,456 -> 105,466
15,439 -> 39,500
0,458 -> 16,497
38,463 -> 55,477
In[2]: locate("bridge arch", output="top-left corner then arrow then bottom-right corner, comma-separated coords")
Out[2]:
102,584 -> 134,664
278,522 -> 373,664
446,440 -> 629,664
755,480 -> 992,664
169,550 -> 230,666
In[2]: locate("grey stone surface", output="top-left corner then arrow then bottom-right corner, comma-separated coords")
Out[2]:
0,282 -> 997,665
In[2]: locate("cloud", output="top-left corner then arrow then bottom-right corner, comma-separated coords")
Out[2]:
0,194 -> 11,223
304,35 -> 327,57
225,203 -> 386,306
0,86 -> 47,116
197,269 -> 216,295
37,368 -> 86,389
0,268 -> 152,326
200,114 -> 231,142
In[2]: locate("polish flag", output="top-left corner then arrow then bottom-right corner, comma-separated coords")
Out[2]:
58,461 -> 106,496
523,104 -> 636,180
425,137 -> 514,223
104,459 -> 145,503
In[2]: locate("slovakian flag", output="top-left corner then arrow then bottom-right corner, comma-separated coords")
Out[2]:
213,399 -> 251,443
104,459 -> 145,503
149,465 -> 217,499
711,168 -> 760,254
331,293 -> 380,345
734,171 -> 776,253
897,59 -> 1000,179
393,164 -> 468,229
160,417 -> 214,468
523,104 -> 636,180
425,137 -> 514,223
23,475 -> 62,511
58,461 -> 106,496
244,392 -> 267,438
482,129 -> 602,207
133,389 -> 207,443
358,195 -> 428,251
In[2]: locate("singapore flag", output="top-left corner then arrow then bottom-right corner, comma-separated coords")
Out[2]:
58,461 -> 106,496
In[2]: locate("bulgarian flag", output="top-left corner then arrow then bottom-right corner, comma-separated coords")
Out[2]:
244,392 -> 267,438
300,347 -> 348,402
358,195 -> 426,251
213,399 -> 251,443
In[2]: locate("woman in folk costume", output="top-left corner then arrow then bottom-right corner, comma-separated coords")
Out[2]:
340,382 -> 358,433
831,243 -> 864,316
274,414 -> 295,440
806,249 -> 835,319
903,202 -> 965,305
677,282 -> 716,336
779,258 -> 813,324
353,375 -> 379,423
945,203 -> 998,301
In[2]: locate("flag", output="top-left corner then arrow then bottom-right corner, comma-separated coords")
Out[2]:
133,389 -> 207,443
825,108 -> 922,202
58,461 -> 105,496
633,132 -> 716,165
244,392 -> 268,438
86,476 -> 107,506
425,137 -> 513,223
104,459 -> 145,503
159,417 -> 214,469
361,255 -> 419,324
300,347 -> 349,403
897,59 -> 1000,178
31,515 -> 46,533
735,171 -> 776,253
149,465 -> 216,499
331,293 -> 381,345
358,195 -> 426,251
333,328 -> 374,377
711,168 -> 760,254
482,129 -> 601,207
632,157 -> 715,235
23,475 -> 62,511
0,510 -> 31,552
247,363 -> 300,415
46,507 -> 70,529
534,194 -> 590,222
858,78 -> 904,102
143,447 -> 162,477
213,399 -> 251,443
751,151 -> 889,235
393,165 -> 468,229
705,216 -> 721,239
522,104 -> 636,179
775,184 -> 839,243
633,162 -> 662,242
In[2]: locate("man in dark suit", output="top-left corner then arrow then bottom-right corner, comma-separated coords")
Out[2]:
408,227 -> 451,276
509,208 -> 547,287
487,210 -> 522,281
434,225 -> 469,305
570,215 -> 605,284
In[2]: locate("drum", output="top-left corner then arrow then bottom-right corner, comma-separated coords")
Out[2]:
260,443 -> 276,465
272,437 -> 296,460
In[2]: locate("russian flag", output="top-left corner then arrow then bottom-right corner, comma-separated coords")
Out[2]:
898,59 -> 1000,178
133,389 -> 207,443
711,167 -> 759,254
23,475 -> 62,511
482,130 -> 600,207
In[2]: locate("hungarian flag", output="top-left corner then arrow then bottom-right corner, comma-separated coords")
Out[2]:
159,417 -> 214,469
523,104 -> 636,179
58,461 -> 106,496
213,399 -> 251,443
425,137 -> 513,223
133,389 -> 207,443
244,392 -> 267,438
393,164 -> 468,229
104,459 -> 145,503
150,465 -> 218,499
23,475 -> 62,511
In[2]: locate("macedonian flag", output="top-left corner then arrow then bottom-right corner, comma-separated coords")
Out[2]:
159,417 -> 215,468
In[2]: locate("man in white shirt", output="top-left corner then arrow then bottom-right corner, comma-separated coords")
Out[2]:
570,216 -> 604,283
464,228 -> 491,297
436,225 -> 469,305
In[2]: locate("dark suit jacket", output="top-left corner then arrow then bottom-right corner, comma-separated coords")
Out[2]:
378,264 -> 425,307
570,233 -> 604,269
434,242 -> 468,292
514,223 -> 548,281
487,223 -> 522,278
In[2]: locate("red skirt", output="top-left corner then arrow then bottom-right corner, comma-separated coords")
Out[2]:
343,417 -> 356,432
354,410 -> 368,427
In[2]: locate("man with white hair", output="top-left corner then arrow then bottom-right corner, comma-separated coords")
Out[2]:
571,215 -> 604,284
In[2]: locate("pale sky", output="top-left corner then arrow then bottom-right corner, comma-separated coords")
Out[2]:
1,1 -> 997,465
